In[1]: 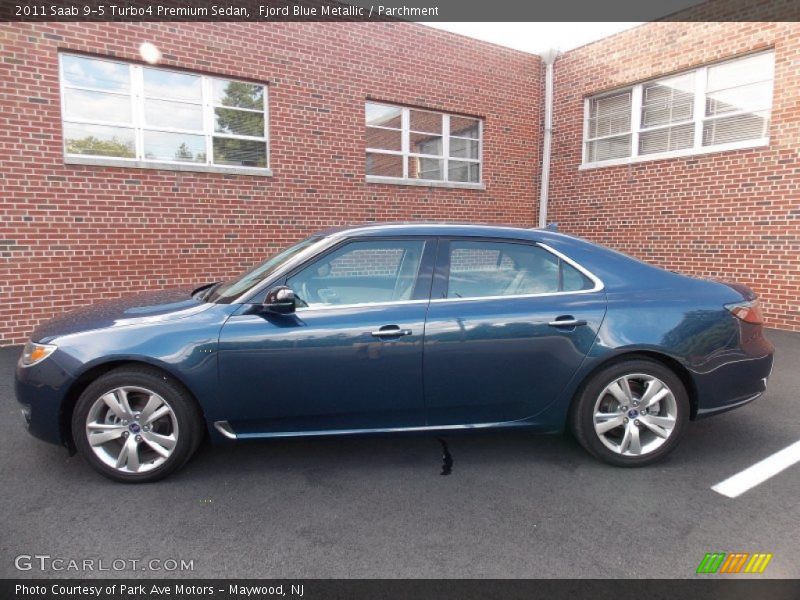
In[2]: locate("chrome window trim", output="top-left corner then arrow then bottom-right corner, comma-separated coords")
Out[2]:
234,234 -> 604,307
539,242 -> 605,292
294,299 -> 430,313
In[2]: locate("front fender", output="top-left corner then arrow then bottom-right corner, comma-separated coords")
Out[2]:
15,304 -> 238,447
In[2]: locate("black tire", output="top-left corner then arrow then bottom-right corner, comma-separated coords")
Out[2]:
570,358 -> 689,467
72,366 -> 204,483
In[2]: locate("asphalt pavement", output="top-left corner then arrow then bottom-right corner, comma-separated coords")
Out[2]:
1,329 -> 798,579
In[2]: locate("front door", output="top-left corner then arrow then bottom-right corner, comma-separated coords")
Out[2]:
423,238 -> 606,426
218,237 -> 435,435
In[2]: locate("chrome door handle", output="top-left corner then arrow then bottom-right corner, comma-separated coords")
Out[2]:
371,327 -> 412,338
548,318 -> 587,328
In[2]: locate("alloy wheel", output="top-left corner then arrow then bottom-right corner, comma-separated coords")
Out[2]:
592,373 -> 678,457
85,386 -> 179,474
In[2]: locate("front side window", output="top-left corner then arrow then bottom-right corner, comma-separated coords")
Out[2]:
287,240 -> 426,308
60,54 -> 268,171
583,50 -> 774,166
445,241 -> 593,300
365,102 -> 482,185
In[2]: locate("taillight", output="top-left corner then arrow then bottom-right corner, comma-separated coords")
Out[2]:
725,299 -> 764,324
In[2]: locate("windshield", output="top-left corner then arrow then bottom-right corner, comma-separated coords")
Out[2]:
207,236 -> 321,303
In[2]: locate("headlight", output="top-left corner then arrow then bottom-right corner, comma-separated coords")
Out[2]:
19,341 -> 57,367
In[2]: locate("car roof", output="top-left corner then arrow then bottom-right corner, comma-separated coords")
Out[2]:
315,222 -> 569,243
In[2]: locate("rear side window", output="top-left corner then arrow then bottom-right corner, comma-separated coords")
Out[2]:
445,240 -> 593,300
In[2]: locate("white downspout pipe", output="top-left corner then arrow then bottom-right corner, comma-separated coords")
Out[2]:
538,49 -> 559,228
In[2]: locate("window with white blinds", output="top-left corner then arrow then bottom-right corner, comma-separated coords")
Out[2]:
583,51 -> 774,167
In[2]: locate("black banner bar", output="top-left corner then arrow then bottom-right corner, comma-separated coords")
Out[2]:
3,579 -> 800,600
1,0 -> 799,22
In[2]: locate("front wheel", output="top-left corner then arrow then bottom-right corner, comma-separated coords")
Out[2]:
72,366 -> 204,482
570,359 -> 689,467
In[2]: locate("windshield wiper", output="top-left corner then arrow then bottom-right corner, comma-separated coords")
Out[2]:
202,282 -> 225,301
191,282 -> 222,301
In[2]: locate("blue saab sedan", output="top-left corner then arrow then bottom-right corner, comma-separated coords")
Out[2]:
16,223 -> 774,482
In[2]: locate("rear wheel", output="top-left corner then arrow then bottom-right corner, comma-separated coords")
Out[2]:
72,367 -> 204,482
571,359 -> 689,467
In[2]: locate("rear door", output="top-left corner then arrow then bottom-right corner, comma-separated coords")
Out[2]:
422,238 -> 606,426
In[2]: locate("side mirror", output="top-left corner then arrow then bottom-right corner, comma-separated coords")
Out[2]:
263,286 -> 296,314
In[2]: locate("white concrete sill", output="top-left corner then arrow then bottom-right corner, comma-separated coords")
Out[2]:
579,138 -> 770,170
65,156 -> 273,177
366,176 -> 485,190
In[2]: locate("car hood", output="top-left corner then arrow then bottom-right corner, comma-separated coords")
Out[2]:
31,288 -> 212,343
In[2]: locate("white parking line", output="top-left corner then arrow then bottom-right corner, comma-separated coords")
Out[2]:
712,439 -> 800,498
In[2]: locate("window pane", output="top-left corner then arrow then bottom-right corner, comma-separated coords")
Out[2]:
588,92 -> 631,138
409,157 -> 443,180
639,123 -> 694,155
366,103 -> 402,129
364,103 -> 481,184
287,240 -> 426,307
706,80 -> 771,116
212,138 -> 267,167
410,132 -> 442,156
586,135 -> 631,162
562,262 -> 593,292
707,52 -> 774,92
366,126 -> 401,151
450,116 -> 480,139
641,73 -> 694,128
144,99 -> 203,131
450,137 -> 479,159
448,160 -> 480,183
61,55 -> 129,92
409,109 -> 442,134
143,68 -> 201,101
144,131 -> 206,163
447,241 -> 561,299
63,123 -> 135,158
63,88 -> 132,123
366,153 -> 403,178
703,112 -> 768,146
212,79 -> 264,110
214,107 -> 265,138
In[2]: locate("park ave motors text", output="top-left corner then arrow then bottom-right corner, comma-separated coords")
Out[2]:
16,584 -> 303,597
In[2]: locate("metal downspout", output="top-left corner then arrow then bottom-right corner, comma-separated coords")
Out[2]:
538,49 -> 559,228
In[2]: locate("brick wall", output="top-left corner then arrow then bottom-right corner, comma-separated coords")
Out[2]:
550,20 -> 800,330
3,18 -> 798,345
0,22 -> 542,344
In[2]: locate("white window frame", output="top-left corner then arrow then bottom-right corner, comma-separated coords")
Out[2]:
365,102 -> 484,190
581,50 -> 774,169
59,53 -> 271,176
